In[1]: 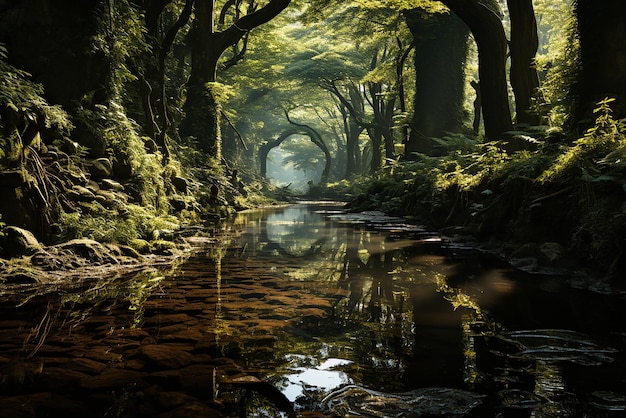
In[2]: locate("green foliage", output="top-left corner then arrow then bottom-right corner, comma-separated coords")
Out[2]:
347,130 -> 554,218
533,0 -> 577,126
539,98 -> 626,182
74,101 -> 168,212
301,0 -> 446,24
325,175 -> 371,197
55,202 -> 179,246
0,43 -> 73,162
91,1 -> 148,97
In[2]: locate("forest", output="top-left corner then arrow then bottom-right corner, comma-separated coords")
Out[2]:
3,1 -> 626,417
2,0 -> 626,288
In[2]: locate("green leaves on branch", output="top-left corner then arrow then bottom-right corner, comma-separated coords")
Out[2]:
354,0 -> 447,13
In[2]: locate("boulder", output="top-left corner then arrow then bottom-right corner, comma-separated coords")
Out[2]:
1,226 -> 43,257
71,185 -> 96,202
100,179 -> 125,191
89,158 -> 112,178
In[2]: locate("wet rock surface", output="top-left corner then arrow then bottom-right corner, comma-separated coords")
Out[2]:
0,236 -> 338,416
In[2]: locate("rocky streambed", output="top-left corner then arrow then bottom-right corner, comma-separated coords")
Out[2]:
2,203 -> 626,418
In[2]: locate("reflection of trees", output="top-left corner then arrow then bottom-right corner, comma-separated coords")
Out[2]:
250,207 -> 330,257
322,225 -> 415,390
337,227 -> 402,324
327,220 -> 487,389
239,205 -> 489,390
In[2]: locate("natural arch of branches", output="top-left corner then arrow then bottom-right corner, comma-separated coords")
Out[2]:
259,126 -> 331,184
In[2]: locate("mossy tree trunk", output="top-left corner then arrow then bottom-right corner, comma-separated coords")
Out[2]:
141,0 -> 193,162
404,9 -> 469,157
179,0 -> 291,158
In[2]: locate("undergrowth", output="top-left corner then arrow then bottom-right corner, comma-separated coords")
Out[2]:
539,97 -> 626,183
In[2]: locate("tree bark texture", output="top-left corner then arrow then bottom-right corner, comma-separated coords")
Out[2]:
180,0 -> 291,157
507,0 -> 541,125
404,9 -> 469,156
441,0 -> 513,139
574,0 -> 626,122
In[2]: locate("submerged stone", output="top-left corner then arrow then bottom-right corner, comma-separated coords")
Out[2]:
322,385 -> 485,417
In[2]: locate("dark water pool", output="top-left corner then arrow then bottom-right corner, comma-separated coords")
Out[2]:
1,202 -> 626,417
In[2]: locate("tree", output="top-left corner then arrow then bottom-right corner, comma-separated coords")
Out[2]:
507,0 -> 542,126
572,0 -> 626,125
404,8 -> 469,156
141,0 -> 194,162
439,0 -> 513,139
179,0 -> 291,158
259,126 -> 331,183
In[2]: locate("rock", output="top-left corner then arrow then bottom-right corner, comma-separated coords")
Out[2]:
79,368 -> 142,390
43,150 -> 59,161
157,391 -> 203,410
176,365 -> 217,400
66,169 -> 88,186
95,189 -> 127,206
71,185 -> 96,202
100,178 -> 125,191
60,239 -> 117,262
30,239 -> 121,270
140,344 -> 194,369
85,181 -> 100,194
88,158 -> 113,178
2,226 -> 43,257
40,367 -> 90,390
539,242 -> 564,262
67,358 -> 107,375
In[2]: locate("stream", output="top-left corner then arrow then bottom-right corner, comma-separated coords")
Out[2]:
1,202 -> 626,417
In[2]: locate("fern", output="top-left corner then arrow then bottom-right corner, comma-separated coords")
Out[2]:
539,98 -> 626,182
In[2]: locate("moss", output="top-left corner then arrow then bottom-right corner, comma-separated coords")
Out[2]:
150,239 -> 179,255
129,238 -> 152,254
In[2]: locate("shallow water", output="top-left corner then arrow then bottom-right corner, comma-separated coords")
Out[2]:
1,202 -> 625,417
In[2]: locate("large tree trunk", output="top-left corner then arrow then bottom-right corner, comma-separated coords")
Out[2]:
441,0 -> 513,139
180,0 -> 291,157
179,0 -> 221,156
346,86 -> 365,177
339,102 -> 363,179
404,9 -> 469,157
369,128 -> 383,174
573,0 -> 626,123
507,0 -> 541,126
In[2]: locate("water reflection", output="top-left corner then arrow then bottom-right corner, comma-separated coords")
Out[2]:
228,203 -> 626,416
1,203 -> 625,417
